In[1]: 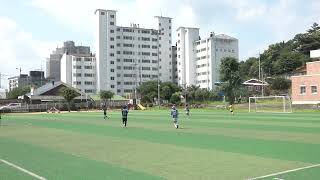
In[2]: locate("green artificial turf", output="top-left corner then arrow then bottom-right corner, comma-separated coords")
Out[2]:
0,109 -> 319,179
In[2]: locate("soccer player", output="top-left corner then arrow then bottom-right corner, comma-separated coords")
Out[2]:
185,104 -> 190,119
102,105 -> 109,120
170,105 -> 179,129
229,104 -> 234,116
121,105 -> 129,128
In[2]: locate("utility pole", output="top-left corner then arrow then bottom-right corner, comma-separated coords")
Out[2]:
258,53 -> 261,80
157,30 -> 161,109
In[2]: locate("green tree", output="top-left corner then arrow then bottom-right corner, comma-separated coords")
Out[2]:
137,81 -> 158,103
186,85 -> 200,102
100,90 -> 115,106
195,88 -> 210,102
273,52 -> 307,75
7,86 -> 31,99
160,82 -> 180,101
220,57 -> 241,104
170,92 -> 181,104
59,87 -> 79,112
266,77 -> 291,92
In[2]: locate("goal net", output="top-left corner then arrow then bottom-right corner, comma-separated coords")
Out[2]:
249,96 -> 292,113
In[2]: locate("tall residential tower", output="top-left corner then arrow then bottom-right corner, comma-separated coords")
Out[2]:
94,9 -> 173,95
176,27 -> 238,89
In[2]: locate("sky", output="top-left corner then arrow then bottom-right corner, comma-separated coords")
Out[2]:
0,0 -> 320,89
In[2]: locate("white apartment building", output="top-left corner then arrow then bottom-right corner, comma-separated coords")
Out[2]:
60,53 -> 96,94
176,27 -> 238,89
94,9 -> 173,96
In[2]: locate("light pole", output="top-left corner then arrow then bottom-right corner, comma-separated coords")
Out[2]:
157,30 -> 161,109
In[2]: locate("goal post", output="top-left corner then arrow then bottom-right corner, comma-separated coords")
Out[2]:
249,96 -> 292,113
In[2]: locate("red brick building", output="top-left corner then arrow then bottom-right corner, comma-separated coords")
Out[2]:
291,61 -> 320,104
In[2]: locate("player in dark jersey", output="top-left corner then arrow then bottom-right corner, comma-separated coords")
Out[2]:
121,105 -> 129,128
185,104 -> 190,119
102,105 -> 109,119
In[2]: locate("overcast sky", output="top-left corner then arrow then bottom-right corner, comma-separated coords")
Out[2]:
0,0 -> 320,89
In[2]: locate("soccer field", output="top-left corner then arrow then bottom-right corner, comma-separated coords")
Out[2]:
0,109 -> 320,180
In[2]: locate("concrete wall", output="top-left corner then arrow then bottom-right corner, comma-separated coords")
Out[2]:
306,61 -> 320,75
291,75 -> 320,104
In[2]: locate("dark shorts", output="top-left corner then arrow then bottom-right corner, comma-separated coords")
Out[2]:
122,118 -> 127,122
104,112 -> 107,115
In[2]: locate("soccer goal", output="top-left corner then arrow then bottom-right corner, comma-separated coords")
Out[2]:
249,96 -> 292,113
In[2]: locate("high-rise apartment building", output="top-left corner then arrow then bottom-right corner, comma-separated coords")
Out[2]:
60,53 -> 96,94
94,9 -> 173,95
176,27 -> 238,89
46,41 -> 91,81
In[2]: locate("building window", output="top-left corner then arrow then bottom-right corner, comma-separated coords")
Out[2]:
85,81 -> 93,85
300,86 -> 306,95
73,65 -> 81,69
110,22 -> 115,25
111,77 -> 115,80
84,73 -> 94,77
84,66 -> 93,69
110,45 -> 114,49
110,14 -> 115,18
101,12 -> 105,15
73,81 -> 81,85
110,61 -> 114,64
111,85 -> 115,88
110,29 -> 114,33
111,69 -> 115,72
85,89 -> 93,93
110,53 -> 114,57
110,37 -> 114,41
311,86 -> 318,94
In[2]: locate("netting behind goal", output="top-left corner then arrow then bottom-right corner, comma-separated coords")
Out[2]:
249,96 -> 292,113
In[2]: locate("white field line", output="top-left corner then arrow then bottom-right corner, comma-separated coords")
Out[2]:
0,159 -> 47,180
246,163 -> 320,180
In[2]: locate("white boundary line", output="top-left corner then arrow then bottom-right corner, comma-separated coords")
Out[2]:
0,159 -> 47,180
246,164 -> 320,180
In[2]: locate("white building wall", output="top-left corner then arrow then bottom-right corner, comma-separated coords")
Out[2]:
177,30 -> 239,90
95,9 -> 117,93
176,27 -> 186,85
155,16 -> 173,82
95,9 -> 174,96
61,53 -> 97,94
176,27 -> 199,87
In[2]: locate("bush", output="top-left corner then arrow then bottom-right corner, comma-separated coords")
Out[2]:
170,93 -> 180,104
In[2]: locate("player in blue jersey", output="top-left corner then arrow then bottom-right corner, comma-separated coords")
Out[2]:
170,105 -> 179,129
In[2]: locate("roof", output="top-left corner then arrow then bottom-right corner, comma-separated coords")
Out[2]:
215,34 -> 238,40
243,79 -> 268,86
154,16 -> 172,19
176,27 -> 200,31
26,81 -> 89,98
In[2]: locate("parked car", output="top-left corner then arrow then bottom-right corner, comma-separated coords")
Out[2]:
0,103 -> 22,112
